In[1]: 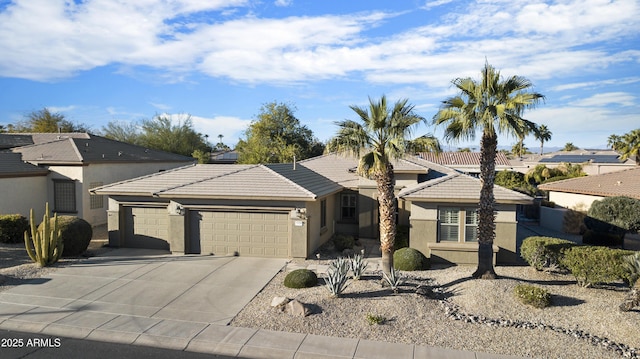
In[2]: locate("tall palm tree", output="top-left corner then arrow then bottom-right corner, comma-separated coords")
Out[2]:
433,62 -> 544,279
330,95 -> 440,275
609,129 -> 640,165
535,124 -> 552,155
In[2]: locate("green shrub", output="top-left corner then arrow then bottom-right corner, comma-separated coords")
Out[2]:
586,196 -> 640,234
622,252 -> 640,287
561,246 -> 635,287
283,269 -> 318,289
0,214 -> 29,244
514,284 -> 551,308
366,313 -> 387,325
520,236 -> 577,271
582,229 -> 623,247
333,234 -> 355,251
540,200 -> 555,208
393,247 -> 428,271
40,216 -> 93,257
395,225 -> 409,250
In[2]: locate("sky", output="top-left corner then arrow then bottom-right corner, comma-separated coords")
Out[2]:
0,0 -> 638,151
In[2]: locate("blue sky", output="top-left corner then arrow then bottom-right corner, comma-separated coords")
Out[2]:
0,0 -> 638,151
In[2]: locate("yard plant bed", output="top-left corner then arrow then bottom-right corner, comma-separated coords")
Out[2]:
231,263 -> 639,359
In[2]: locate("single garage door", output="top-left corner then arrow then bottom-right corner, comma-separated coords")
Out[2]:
191,210 -> 290,257
124,206 -> 170,250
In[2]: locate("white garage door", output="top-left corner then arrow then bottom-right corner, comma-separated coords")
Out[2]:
192,210 -> 290,257
125,206 -> 170,250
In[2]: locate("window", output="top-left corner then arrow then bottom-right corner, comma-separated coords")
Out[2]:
54,180 -> 76,213
438,207 -> 478,242
438,208 -> 459,242
90,182 -> 104,209
320,199 -> 327,228
340,193 -> 357,221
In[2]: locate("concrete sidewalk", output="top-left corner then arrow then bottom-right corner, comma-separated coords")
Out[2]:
0,249 -> 522,359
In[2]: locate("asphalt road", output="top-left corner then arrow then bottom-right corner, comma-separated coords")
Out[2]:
0,330 -> 234,359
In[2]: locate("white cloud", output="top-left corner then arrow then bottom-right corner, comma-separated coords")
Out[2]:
172,113 -> 251,146
422,0 -> 454,10
570,92 -> 636,107
274,0 -> 293,7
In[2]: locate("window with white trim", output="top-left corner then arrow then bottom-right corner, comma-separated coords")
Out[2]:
438,207 -> 478,242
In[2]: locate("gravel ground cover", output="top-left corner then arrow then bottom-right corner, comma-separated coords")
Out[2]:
231,259 -> 639,359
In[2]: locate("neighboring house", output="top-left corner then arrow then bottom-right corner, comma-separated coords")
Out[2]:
0,152 -> 49,219
93,154 -> 532,265
418,152 -> 513,177
0,133 -> 195,225
538,167 -> 640,210
510,149 -> 635,175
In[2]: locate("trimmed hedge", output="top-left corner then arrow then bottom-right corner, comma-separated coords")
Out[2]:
40,216 -> 93,257
561,246 -> 636,287
0,214 -> 29,244
520,236 -> 577,271
393,247 -> 428,271
514,284 -> 551,308
284,269 -> 318,288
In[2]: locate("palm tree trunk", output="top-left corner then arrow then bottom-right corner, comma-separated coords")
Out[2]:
540,141 -> 544,156
473,131 -> 497,279
377,162 -> 396,275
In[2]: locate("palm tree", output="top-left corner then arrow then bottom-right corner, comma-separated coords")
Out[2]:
563,142 -> 578,151
535,124 -> 552,155
433,62 -> 544,279
609,129 -> 640,165
330,95 -> 440,275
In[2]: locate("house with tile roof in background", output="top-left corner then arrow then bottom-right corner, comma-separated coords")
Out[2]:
0,133 -> 195,225
92,153 -> 532,265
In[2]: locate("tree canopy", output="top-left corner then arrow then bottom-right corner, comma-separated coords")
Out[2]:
10,108 -> 91,133
236,102 -> 324,164
608,129 -> 640,165
101,114 -> 210,157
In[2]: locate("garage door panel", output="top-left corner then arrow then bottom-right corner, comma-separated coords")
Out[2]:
193,210 -> 290,258
127,207 -> 170,250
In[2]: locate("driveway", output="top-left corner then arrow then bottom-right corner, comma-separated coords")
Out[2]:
0,249 -> 286,347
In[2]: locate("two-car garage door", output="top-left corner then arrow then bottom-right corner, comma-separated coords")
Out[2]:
123,206 -> 291,257
189,210 -> 290,258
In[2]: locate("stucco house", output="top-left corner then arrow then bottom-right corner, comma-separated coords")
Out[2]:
92,153 -> 532,266
538,167 -> 640,210
0,133 -> 195,225
510,149 -> 635,176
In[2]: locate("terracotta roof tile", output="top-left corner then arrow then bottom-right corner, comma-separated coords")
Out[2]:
418,152 -> 511,166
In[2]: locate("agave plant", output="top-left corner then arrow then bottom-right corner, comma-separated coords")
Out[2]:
350,253 -> 368,280
324,258 -> 350,297
623,252 -> 640,287
382,267 -> 404,294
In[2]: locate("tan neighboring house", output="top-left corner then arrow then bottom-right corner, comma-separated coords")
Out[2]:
92,154 -> 532,265
0,133 -> 195,225
538,167 -> 640,209
537,167 -> 640,234
0,152 -> 49,219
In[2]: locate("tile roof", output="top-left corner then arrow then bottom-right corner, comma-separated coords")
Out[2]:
538,167 -> 640,199
399,172 -> 533,204
92,163 -> 342,201
539,154 -> 622,164
0,152 -> 49,178
418,152 -> 512,167
9,133 -> 194,164
0,134 -> 34,149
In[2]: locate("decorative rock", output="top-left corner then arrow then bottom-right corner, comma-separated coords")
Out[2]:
285,299 -> 312,317
271,296 -> 291,308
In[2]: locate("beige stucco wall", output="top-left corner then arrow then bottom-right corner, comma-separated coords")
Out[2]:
0,176 -> 48,219
547,191 -> 603,210
44,162 -> 191,226
408,201 -> 520,265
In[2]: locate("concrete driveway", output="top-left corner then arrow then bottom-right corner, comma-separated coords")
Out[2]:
0,249 -> 286,348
